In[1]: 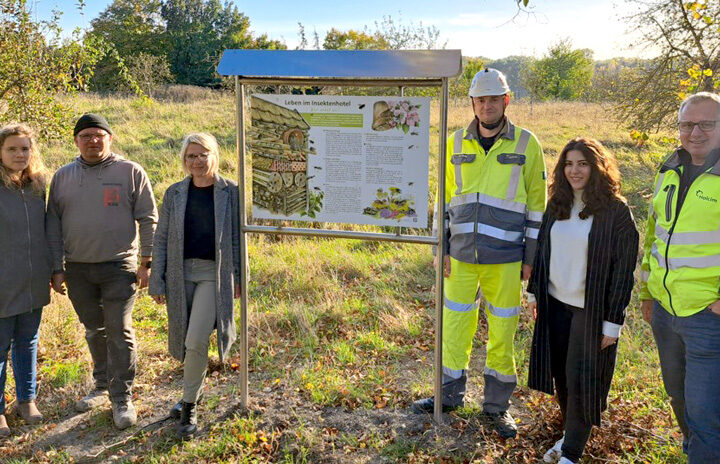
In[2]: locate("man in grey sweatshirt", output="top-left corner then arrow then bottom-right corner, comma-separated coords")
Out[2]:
47,114 -> 158,430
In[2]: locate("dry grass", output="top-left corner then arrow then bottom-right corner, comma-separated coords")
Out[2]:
0,94 -> 687,463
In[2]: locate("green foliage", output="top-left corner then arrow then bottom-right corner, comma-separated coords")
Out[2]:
522,39 -> 594,101
319,15 -> 442,51
127,52 -> 173,97
616,0 -> 720,131
0,0 -> 103,138
161,0 -> 285,87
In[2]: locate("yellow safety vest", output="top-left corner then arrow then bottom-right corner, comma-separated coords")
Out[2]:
439,118 -> 547,265
639,149 -> 720,316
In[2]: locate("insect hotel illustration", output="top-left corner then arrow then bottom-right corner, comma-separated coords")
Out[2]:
248,96 -> 314,215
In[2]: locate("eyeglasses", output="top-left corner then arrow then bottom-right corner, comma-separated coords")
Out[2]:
78,133 -> 108,142
185,153 -> 210,161
677,120 -> 720,133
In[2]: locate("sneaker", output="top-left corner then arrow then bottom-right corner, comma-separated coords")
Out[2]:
75,389 -> 110,412
482,410 -> 518,438
543,435 -> 564,463
0,414 -> 9,437
112,400 -> 137,430
558,458 -> 576,464
16,401 -> 43,424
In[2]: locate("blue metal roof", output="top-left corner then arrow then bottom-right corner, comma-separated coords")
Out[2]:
217,49 -> 461,79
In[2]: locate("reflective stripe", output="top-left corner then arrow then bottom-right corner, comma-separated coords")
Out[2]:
451,222 -> 523,242
525,227 -> 539,239
640,270 -> 650,282
487,303 -> 522,318
649,172 -> 666,218
443,366 -> 465,379
652,242 -> 720,270
453,130 -> 464,195
483,367 -> 517,383
450,192 -> 526,214
505,130 -> 531,201
444,296 -> 477,313
506,165 -> 522,201
655,223 -> 720,245
527,210 -> 544,222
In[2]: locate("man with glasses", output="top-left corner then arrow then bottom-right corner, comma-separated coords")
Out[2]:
47,114 -> 158,429
639,92 -> 720,463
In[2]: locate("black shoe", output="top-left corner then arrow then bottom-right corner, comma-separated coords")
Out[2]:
175,401 -> 197,439
483,410 -> 517,438
412,375 -> 466,414
411,396 -> 463,414
170,393 -> 203,419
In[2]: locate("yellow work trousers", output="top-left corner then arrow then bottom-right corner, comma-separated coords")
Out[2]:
442,258 -> 522,411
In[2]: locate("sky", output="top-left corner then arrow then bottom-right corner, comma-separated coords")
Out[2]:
29,0 -> 649,60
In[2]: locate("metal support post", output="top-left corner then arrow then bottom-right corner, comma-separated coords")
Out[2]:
433,77 -> 449,423
237,77 -> 250,408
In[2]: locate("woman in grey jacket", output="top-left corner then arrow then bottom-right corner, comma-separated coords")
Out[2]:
0,124 -> 52,436
149,133 -> 240,439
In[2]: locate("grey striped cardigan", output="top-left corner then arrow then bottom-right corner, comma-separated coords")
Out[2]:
528,198 -> 639,425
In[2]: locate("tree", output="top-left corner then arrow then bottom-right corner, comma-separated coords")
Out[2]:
320,15 -> 443,51
126,52 -> 173,97
617,0 -> 720,131
522,39 -> 594,101
0,1 -> 102,137
88,0 -> 166,90
161,0 -> 284,87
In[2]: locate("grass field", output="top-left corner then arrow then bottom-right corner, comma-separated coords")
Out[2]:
0,91 -> 688,463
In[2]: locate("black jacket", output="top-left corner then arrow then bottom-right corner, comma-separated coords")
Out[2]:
528,198 -> 639,425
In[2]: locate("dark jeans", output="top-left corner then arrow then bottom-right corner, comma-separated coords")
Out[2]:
0,308 -> 43,414
547,295 -> 593,463
65,261 -> 137,403
651,301 -> 720,463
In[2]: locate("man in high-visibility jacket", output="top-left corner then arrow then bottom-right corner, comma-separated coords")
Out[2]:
413,68 -> 547,438
639,92 -> 720,463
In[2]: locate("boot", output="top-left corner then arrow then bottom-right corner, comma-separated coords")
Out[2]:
17,401 -> 43,424
170,392 -> 203,419
482,409 -> 518,438
0,414 -> 9,437
175,401 -> 197,439
412,375 -> 466,414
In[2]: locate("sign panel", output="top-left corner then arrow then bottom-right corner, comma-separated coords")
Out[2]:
249,94 -> 430,228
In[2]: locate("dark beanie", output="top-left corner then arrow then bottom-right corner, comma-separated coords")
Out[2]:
73,113 -> 113,137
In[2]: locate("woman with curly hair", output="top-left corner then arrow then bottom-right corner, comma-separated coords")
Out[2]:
0,123 -> 52,437
527,138 -> 639,463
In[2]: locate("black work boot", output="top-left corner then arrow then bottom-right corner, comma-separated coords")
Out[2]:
412,375 -> 466,414
482,410 -> 517,438
175,401 -> 197,439
170,392 -> 203,419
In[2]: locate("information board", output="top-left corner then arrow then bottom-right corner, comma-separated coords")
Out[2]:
249,94 -> 430,228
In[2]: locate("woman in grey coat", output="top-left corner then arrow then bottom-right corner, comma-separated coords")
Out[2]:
0,124 -> 52,436
149,132 -> 240,438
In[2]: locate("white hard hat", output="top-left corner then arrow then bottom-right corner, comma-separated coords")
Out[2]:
468,68 -> 511,97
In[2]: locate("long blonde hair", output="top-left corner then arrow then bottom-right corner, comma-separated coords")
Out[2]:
0,123 -> 48,196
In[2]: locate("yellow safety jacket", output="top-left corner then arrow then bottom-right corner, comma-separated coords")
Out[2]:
639,149 -> 720,316
439,118 -> 547,265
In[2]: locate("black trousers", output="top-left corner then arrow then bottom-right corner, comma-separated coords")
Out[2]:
547,294 -> 593,463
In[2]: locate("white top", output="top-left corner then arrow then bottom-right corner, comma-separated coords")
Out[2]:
526,190 -> 623,338
548,191 -> 593,308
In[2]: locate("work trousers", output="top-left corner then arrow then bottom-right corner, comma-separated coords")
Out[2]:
182,259 -> 217,404
651,301 -> 720,463
547,295 -> 593,463
442,258 -> 521,413
65,261 -> 137,403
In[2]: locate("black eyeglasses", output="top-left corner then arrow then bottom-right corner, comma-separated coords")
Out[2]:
677,120 -> 720,133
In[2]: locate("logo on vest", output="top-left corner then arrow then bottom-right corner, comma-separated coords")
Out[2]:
696,190 -> 718,203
